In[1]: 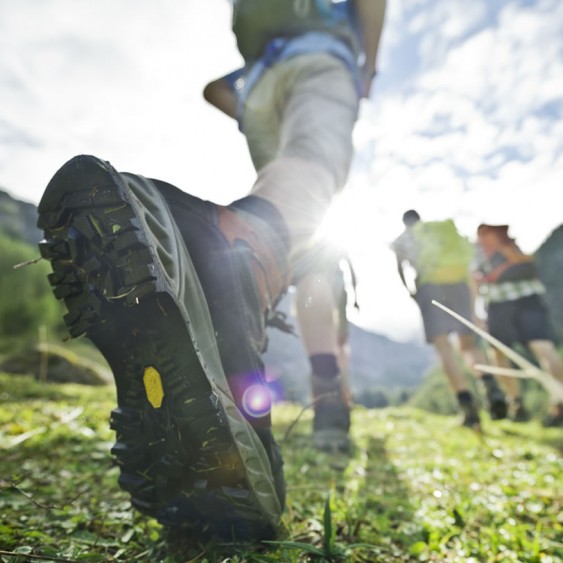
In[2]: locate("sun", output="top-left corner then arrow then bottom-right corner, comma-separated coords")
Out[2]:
315,192 -> 362,253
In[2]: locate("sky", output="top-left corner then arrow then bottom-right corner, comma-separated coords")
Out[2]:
1,0 -> 562,343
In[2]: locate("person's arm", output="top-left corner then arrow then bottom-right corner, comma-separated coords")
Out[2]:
498,243 -> 534,264
395,255 -> 406,287
395,254 -> 416,297
203,77 -> 238,120
354,0 -> 387,97
344,256 -> 360,310
469,246 -> 488,327
391,232 -> 417,297
469,272 -> 489,331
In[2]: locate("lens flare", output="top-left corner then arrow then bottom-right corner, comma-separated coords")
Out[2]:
242,384 -> 272,418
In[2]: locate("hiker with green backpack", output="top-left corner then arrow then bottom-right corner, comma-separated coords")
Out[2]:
391,210 -> 508,429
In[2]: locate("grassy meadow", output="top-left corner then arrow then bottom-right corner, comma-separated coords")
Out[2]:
0,373 -> 561,562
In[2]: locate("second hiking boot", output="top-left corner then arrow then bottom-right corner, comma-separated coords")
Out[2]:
480,374 -> 508,420
509,397 -> 530,422
311,373 -> 351,452
458,391 -> 481,430
37,155 -> 290,541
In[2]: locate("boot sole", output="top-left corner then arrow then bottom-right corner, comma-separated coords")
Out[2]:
37,155 -> 281,540
489,398 -> 508,420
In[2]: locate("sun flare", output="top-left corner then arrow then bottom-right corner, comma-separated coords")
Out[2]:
315,193 -> 361,253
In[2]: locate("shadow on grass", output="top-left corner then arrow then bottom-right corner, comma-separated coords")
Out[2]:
498,424 -> 563,453
280,422 -> 419,560
353,436 -> 417,542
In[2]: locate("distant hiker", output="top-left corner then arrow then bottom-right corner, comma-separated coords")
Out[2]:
293,242 -> 359,452
391,210 -> 507,429
38,0 -> 387,542
473,224 -> 563,426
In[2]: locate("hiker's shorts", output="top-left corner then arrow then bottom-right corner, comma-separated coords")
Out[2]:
487,294 -> 557,347
242,52 -> 359,191
415,282 -> 473,343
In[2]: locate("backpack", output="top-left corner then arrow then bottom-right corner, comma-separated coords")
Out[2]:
476,224 -> 537,283
232,0 -> 359,62
411,219 -> 473,284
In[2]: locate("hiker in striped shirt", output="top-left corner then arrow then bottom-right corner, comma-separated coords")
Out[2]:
473,224 -> 563,427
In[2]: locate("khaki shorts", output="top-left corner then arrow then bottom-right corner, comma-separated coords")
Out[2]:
242,53 -> 359,190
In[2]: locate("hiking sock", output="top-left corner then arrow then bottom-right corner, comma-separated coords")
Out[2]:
457,390 -> 473,406
310,353 -> 339,379
457,390 -> 480,428
481,373 -> 494,384
230,195 -> 291,253
542,402 -> 563,427
310,353 -> 350,452
511,396 -> 528,422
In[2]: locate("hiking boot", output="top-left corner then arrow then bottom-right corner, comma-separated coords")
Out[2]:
480,375 -> 508,420
509,397 -> 529,422
37,155 -> 290,540
542,403 -> 563,428
460,401 -> 481,430
311,373 -> 351,452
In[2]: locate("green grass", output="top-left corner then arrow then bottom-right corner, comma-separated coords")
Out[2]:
1,373 -> 561,562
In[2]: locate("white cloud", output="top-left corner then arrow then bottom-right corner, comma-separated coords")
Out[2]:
358,0 -> 562,232
420,1 -> 563,121
0,0 -> 252,204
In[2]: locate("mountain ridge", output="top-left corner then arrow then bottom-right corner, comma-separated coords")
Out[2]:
0,189 -> 43,246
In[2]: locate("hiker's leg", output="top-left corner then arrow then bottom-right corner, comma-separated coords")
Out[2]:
497,377 -> 522,403
490,348 -> 521,400
529,339 -> 563,422
528,340 -> 563,384
488,347 -> 529,420
295,270 -> 351,451
433,334 -> 468,393
335,306 -> 352,403
514,295 -> 563,423
417,283 -> 479,427
295,273 -> 339,358
485,299 -> 528,419
242,54 -> 359,257
418,284 -> 474,393
458,333 -> 485,375
433,334 -> 480,427
443,283 -> 503,406
459,333 -> 507,419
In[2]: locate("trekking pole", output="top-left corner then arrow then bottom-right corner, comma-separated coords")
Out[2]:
432,300 -> 563,402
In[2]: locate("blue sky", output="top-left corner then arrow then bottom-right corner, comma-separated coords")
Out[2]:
1,0 -> 561,341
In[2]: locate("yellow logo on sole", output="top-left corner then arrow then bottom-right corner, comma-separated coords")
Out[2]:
143,366 -> 164,408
